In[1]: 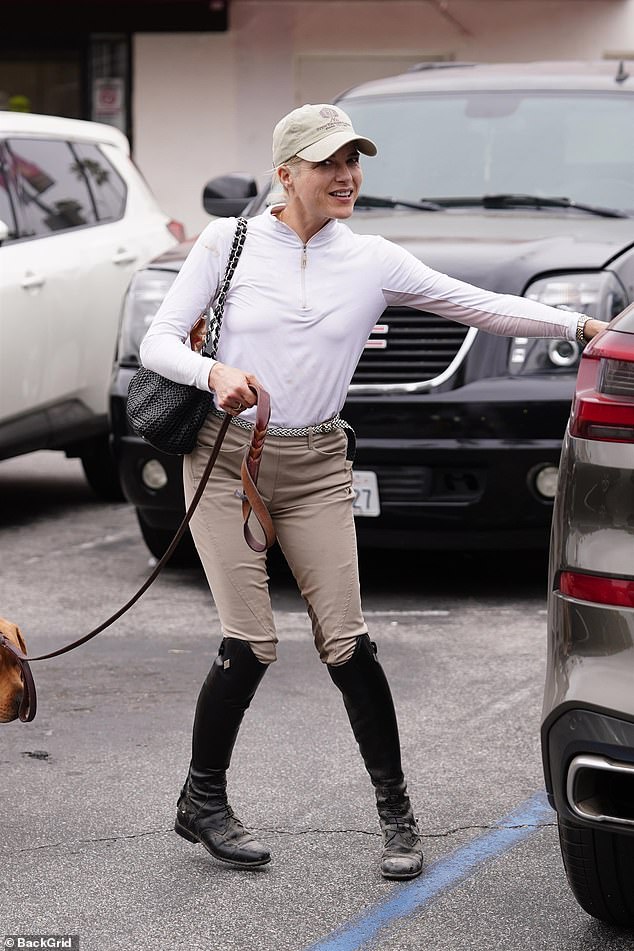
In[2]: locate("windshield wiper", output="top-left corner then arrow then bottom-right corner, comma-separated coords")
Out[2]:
425,193 -> 630,219
356,194 -> 444,212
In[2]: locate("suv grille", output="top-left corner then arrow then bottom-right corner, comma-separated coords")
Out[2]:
351,306 -> 470,385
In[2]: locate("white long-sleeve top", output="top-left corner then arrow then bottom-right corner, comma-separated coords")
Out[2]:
140,206 -> 582,429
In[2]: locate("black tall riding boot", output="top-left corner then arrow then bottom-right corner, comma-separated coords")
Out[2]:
175,637 -> 271,868
328,633 -> 423,880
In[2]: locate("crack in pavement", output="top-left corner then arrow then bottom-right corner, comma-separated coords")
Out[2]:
4,819 -> 556,856
257,820 -> 556,837
7,828 -> 170,854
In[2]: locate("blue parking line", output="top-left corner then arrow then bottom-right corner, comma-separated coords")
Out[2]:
305,790 -> 553,951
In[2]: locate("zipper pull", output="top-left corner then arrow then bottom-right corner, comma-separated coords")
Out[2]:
300,246 -> 308,310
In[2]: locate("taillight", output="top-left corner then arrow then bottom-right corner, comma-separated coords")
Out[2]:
569,330 -> 634,442
167,219 -> 186,243
560,570 -> 634,608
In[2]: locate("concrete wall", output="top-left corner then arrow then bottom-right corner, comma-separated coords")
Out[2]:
133,0 -> 634,235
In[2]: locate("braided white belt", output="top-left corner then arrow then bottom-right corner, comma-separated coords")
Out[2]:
210,405 -> 352,438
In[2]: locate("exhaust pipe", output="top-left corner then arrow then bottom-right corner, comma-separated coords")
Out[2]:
567,754 -> 634,826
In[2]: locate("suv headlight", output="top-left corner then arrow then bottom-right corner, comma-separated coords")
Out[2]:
116,268 -> 177,367
509,271 -> 628,375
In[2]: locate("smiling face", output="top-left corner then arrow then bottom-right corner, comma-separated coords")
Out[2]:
277,144 -> 363,242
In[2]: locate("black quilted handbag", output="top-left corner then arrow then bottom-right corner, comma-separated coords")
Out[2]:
126,217 -> 247,455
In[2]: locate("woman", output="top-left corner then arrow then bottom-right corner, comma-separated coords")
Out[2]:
140,103 -> 606,880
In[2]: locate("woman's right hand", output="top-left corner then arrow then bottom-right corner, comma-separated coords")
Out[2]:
208,362 -> 261,415
583,318 -> 609,341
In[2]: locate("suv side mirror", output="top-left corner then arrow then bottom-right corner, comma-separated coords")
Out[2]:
202,173 -> 258,217
0,219 -> 9,243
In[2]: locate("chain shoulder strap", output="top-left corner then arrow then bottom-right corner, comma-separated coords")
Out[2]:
202,216 -> 248,358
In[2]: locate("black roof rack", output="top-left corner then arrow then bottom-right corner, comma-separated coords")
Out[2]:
615,60 -> 631,84
407,61 -> 476,73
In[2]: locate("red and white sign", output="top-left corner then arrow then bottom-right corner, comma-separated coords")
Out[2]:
93,78 -> 125,128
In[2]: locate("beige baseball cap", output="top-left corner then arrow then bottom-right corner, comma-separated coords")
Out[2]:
272,103 -> 377,167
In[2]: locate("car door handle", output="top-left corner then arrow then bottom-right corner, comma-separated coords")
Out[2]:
20,272 -> 45,290
112,249 -> 137,266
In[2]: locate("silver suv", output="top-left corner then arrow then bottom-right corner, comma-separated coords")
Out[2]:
541,302 -> 634,926
0,111 -> 181,498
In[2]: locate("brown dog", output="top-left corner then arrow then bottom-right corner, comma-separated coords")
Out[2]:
0,617 -> 27,722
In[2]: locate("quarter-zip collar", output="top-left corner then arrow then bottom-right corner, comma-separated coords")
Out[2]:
266,205 -> 340,248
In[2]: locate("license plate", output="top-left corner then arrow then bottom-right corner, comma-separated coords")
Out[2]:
352,470 -> 380,517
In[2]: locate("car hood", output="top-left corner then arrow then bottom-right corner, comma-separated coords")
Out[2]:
151,208 -> 633,294
349,209 -> 634,294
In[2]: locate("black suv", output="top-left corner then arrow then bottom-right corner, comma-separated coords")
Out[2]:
110,60 -> 634,560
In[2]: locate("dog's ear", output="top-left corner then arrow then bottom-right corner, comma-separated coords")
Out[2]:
0,617 -> 27,655
15,624 -> 27,655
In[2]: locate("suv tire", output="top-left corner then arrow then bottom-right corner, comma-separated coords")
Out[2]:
558,816 -> 634,926
136,509 -> 199,567
79,435 -> 125,502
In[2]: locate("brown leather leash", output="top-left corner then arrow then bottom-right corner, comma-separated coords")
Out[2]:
0,383 -> 275,722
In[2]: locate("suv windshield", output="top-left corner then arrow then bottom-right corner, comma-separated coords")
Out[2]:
342,92 -> 634,213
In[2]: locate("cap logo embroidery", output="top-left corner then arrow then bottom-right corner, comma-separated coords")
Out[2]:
319,107 -> 340,120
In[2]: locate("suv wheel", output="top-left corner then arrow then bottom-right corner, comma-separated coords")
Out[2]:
79,435 -> 125,502
558,816 -> 634,926
136,510 -> 199,567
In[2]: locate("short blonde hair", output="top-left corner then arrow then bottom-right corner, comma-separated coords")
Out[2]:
269,155 -> 304,203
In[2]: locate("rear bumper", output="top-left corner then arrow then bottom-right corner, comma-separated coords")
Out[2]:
541,590 -> 634,825
542,707 -> 634,831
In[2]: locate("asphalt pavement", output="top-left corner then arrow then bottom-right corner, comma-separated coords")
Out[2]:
2,451 -> 634,951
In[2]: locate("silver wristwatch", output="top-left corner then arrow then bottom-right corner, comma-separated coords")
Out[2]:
576,315 -> 589,342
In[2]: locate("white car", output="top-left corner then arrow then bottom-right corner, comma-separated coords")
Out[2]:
0,111 -> 182,498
